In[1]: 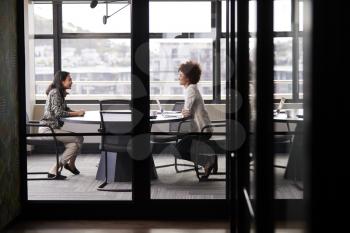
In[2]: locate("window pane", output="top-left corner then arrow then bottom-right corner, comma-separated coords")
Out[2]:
220,38 -> 227,99
249,1 -> 257,33
274,37 -> 293,99
61,39 -> 131,99
33,4 -> 53,34
35,39 -> 54,99
299,1 -> 303,31
62,4 -> 130,33
223,1 -> 291,33
150,39 -> 213,100
221,1 -> 227,33
274,0 -> 292,31
150,2 -> 211,33
299,38 -> 303,99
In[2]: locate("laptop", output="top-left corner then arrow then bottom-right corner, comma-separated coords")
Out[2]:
155,99 -> 181,115
156,99 -> 163,113
274,97 -> 286,115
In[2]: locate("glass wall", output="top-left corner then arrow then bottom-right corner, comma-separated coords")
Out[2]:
149,1 -> 226,199
28,0 -> 304,203
28,1 -> 133,201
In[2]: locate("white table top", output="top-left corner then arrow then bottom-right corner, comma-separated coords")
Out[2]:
61,110 -> 187,124
273,109 -> 304,122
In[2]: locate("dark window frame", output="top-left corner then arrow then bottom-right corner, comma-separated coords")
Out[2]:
33,0 -> 303,104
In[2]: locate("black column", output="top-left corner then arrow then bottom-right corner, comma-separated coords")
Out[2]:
131,0 -> 150,201
17,0 -> 28,207
308,0 -> 350,232
256,0 -> 274,232
227,0 -> 237,232
237,0 -> 250,232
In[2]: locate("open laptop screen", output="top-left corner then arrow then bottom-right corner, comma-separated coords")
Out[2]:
156,99 -> 163,113
276,97 -> 286,113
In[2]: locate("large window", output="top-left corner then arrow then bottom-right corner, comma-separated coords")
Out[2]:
221,0 -> 303,100
33,0 -> 303,101
150,39 -> 213,99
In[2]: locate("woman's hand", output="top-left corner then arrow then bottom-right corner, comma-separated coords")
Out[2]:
181,109 -> 191,117
77,110 -> 85,116
69,110 -> 85,117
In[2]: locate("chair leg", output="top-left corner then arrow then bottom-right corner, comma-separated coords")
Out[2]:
174,158 -> 195,173
155,156 -> 194,172
55,143 -> 60,175
194,164 -> 201,180
27,145 -> 63,181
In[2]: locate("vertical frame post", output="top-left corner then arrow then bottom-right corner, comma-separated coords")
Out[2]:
256,0 -> 274,232
131,0 -> 150,201
237,0 -> 250,232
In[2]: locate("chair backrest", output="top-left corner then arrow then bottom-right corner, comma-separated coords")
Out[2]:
99,99 -> 131,111
169,102 -> 191,132
100,111 -> 132,153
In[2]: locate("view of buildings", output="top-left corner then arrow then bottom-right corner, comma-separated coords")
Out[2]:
33,2 -> 302,100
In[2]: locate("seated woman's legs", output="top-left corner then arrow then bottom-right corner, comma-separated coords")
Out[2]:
47,129 -> 84,176
176,134 -> 216,177
175,135 -> 193,161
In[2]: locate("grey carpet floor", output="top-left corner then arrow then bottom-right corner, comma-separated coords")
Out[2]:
27,153 -> 302,200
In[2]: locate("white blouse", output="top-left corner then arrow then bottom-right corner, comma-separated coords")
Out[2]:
184,84 -> 212,133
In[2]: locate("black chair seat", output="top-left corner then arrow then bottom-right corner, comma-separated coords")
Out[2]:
210,139 -> 226,149
151,135 -> 178,143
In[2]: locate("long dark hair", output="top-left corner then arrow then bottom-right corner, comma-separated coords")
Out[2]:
46,71 -> 70,97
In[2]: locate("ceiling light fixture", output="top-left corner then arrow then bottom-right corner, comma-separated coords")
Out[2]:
90,0 -> 98,8
102,0 -> 130,25
90,0 -> 130,24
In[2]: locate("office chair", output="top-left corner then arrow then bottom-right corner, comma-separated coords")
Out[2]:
152,102 -> 226,181
152,102 -> 195,173
99,99 -> 131,111
273,122 -> 293,169
26,113 -> 63,180
190,122 -> 227,181
97,101 -> 132,192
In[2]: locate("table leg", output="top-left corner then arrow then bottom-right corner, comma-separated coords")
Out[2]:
96,152 -> 158,182
284,122 -> 304,182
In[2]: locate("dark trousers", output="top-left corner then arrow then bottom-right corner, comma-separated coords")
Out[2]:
175,133 -> 215,167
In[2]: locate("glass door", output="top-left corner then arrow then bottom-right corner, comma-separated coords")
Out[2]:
149,0 -> 228,200
26,1 -> 134,201
231,0 -> 310,232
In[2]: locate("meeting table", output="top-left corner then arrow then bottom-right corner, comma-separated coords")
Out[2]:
274,109 -> 304,187
62,110 -> 188,182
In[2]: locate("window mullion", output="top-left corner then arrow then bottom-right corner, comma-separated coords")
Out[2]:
53,1 -> 61,73
213,0 -> 222,102
292,0 -> 300,101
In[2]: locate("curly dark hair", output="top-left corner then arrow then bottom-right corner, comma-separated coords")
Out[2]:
178,60 -> 202,84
